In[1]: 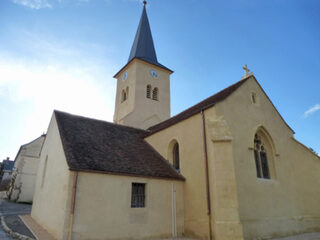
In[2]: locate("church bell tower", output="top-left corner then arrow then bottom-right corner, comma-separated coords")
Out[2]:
113,1 -> 172,130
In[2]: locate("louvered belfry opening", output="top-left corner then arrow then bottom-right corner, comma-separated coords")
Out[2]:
146,85 -> 151,98
152,87 -> 158,101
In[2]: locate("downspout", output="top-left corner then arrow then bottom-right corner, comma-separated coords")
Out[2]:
68,171 -> 78,240
201,110 -> 213,240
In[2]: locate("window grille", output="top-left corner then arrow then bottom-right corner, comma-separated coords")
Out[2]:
131,183 -> 145,208
254,134 -> 270,179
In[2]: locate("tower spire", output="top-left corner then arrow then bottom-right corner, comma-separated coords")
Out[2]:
128,3 -> 157,64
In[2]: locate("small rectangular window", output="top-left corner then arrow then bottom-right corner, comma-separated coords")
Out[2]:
131,183 -> 145,208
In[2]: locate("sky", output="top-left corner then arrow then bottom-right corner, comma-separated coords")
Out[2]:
0,0 -> 319,160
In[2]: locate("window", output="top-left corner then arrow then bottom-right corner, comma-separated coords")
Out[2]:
152,87 -> 158,101
131,183 -> 145,208
251,92 -> 256,104
121,89 -> 127,103
173,143 -> 180,171
126,86 -> 129,99
254,134 -> 270,179
146,85 -> 151,98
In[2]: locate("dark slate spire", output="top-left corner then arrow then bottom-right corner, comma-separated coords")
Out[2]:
128,3 -> 159,66
114,2 -> 172,77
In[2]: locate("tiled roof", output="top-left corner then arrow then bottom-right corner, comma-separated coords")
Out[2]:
148,78 -> 249,133
54,111 -> 184,181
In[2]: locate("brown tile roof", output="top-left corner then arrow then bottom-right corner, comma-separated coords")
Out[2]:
148,77 -> 249,134
54,110 -> 184,181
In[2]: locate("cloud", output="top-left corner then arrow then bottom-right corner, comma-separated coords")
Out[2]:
12,0 -> 52,9
304,104 -> 320,118
0,53 -> 116,159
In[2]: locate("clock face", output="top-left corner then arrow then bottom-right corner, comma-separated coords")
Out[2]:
150,69 -> 158,78
122,71 -> 128,81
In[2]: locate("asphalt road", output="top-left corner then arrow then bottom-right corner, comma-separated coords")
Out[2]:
0,199 -> 31,217
0,199 -> 32,240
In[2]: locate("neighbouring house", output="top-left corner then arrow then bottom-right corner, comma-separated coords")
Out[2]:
31,3 -> 320,240
7,135 -> 46,203
0,157 -> 14,193
0,157 -> 14,180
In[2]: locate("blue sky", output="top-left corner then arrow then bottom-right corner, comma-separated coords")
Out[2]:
0,0 -> 319,160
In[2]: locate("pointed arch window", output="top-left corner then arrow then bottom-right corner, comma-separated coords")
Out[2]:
173,143 -> 180,172
152,87 -> 158,101
146,85 -> 151,98
254,134 -> 270,179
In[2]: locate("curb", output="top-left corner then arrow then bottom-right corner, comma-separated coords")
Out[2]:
1,216 -> 35,240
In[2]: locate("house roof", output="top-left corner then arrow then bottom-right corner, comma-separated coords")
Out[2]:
13,134 -> 46,164
148,77 -> 249,134
54,110 -> 184,181
2,159 -> 14,171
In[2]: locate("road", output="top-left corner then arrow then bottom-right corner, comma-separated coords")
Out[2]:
0,199 -> 32,240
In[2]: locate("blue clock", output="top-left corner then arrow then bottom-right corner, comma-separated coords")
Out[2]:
123,71 -> 128,80
150,69 -> 158,78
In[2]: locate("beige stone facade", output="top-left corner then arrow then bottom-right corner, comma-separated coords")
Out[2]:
31,114 -> 185,240
8,135 -> 45,203
31,114 -> 73,240
114,59 -> 172,130
30,3 -> 320,240
146,76 -> 320,240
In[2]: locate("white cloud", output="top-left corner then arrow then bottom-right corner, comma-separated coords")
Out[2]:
304,104 -> 320,118
0,55 -> 116,159
12,0 -> 52,9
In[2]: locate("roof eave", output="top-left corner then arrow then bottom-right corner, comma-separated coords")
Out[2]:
113,57 -> 173,78
69,168 -> 185,181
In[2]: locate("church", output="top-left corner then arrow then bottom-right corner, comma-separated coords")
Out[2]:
31,2 -> 320,240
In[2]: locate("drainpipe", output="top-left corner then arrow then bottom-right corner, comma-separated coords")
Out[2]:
68,171 -> 78,240
201,110 -> 213,240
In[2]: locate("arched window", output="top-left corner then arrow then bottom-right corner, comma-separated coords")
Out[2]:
152,87 -> 158,101
121,89 -> 127,103
254,134 -> 270,179
173,143 -> 180,171
146,85 -> 151,98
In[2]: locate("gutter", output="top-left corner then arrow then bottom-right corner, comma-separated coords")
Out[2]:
68,171 -> 78,240
201,109 -> 213,240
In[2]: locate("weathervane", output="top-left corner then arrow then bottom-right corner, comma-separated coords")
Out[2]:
143,0 -> 147,5
242,64 -> 252,78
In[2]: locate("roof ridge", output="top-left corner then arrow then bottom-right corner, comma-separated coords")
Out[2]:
147,77 -> 249,133
53,110 -> 148,133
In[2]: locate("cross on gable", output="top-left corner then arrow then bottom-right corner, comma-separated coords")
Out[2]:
243,64 -> 250,76
242,64 -> 253,78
